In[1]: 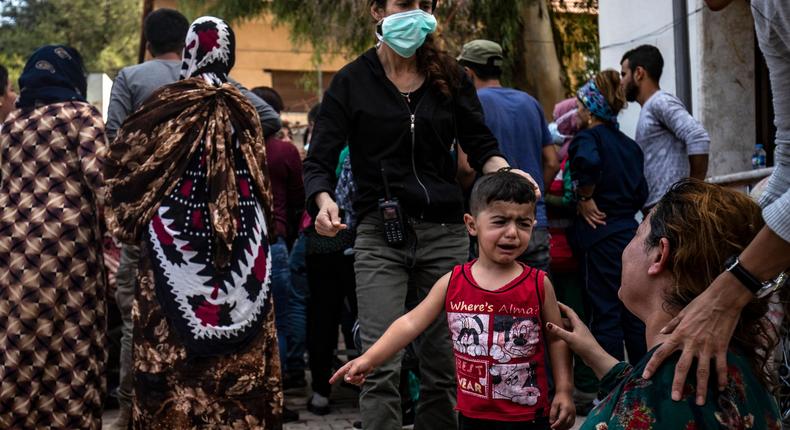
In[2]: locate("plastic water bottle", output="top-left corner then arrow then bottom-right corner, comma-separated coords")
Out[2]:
752,144 -> 767,170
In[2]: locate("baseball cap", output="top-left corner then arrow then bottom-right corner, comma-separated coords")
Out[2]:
457,39 -> 504,67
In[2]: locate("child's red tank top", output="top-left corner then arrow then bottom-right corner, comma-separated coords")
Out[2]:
445,260 -> 549,422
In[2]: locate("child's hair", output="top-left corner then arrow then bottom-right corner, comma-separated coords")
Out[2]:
469,171 -> 537,215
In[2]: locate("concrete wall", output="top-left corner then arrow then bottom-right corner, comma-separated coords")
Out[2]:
599,0 -> 676,138
86,73 -> 113,121
695,1 -> 755,176
598,0 -> 755,176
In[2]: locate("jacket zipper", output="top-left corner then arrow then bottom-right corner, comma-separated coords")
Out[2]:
404,97 -> 431,212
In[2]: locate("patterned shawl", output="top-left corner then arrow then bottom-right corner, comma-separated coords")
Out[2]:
180,16 -> 235,85
105,17 -> 275,355
105,78 -> 274,269
106,15 -> 273,269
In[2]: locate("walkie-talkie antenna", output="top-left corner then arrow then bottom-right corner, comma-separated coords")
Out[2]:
381,166 -> 392,201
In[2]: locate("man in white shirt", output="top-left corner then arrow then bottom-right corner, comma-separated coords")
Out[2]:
620,45 -> 710,210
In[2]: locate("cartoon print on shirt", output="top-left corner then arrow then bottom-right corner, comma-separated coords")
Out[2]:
448,312 -> 489,357
491,362 -> 541,406
490,315 -> 540,363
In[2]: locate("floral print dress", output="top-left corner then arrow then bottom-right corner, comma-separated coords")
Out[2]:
581,347 -> 780,430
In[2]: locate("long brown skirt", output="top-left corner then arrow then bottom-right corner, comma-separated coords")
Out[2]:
132,256 -> 283,429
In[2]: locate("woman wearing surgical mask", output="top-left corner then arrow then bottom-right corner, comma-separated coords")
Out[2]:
303,0 -> 538,428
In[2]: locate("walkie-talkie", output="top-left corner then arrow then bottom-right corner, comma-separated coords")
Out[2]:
378,167 -> 406,247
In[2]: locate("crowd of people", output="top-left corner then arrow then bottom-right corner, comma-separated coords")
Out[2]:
0,0 -> 787,429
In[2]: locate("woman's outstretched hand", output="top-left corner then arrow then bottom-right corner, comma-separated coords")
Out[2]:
547,302 -> 619,379
329,357 -> 373,386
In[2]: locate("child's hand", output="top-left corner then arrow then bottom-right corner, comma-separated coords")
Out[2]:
549,390 -> 576,430
329,357 -> 373,386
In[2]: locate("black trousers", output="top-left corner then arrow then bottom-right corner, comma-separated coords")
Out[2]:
582,229 -> 647,363
306,250 -> 357,397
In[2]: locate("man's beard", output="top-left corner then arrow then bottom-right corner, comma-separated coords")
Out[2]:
625,81 -> 639,102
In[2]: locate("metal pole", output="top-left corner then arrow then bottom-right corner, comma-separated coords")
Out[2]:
673,0 -> 692,112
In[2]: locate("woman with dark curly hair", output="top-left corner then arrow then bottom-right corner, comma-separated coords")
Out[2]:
550,179 -> 782,429
303,0 -> 537,428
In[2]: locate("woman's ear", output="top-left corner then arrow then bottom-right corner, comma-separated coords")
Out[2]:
647,237 -> 671,276
463,213 -> 477,237
370,3 -> 384,22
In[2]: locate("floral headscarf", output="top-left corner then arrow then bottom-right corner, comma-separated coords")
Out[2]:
577,78 -> 618,127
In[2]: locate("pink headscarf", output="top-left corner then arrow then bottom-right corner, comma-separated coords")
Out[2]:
552,98 -> 579,160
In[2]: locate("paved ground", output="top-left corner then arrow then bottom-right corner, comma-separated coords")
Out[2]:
281,380 -> 587,430
283,381 -> 361,430
103,373 -> 587,429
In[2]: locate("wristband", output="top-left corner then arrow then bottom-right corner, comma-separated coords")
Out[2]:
577,194 -> 593,201
497,166 -> 514,173
723,255 -> 762,295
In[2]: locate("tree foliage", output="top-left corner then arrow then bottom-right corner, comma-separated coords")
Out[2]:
182,0 -> 598,95
552,7 -> 600,91
0,0 -> 141,84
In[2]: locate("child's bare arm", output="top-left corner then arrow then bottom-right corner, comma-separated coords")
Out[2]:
330,271 -> 452,385
542,275 -> 576,429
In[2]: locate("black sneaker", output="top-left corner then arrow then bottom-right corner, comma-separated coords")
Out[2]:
352,421 -> 362,429
282,406 -> 299,423
283,370 -> 307,390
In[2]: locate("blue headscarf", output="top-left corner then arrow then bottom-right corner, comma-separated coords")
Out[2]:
577,78 -> 618,127
17,45 -> 87,109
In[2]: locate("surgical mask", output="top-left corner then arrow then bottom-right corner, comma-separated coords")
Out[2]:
548,122 -> 567,145
376,9 -> 437,58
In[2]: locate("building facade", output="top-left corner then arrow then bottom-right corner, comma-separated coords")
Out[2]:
599,0 -> 773,177
154,0 -> 353,120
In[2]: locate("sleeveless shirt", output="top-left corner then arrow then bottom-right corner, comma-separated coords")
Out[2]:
445,260 -> 549,421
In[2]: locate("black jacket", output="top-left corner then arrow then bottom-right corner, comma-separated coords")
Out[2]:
303,48 -> 502,224
569,124 -> 648,248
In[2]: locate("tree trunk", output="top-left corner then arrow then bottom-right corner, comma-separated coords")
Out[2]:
138,0 -> 155,64
516,0 -> 567,118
